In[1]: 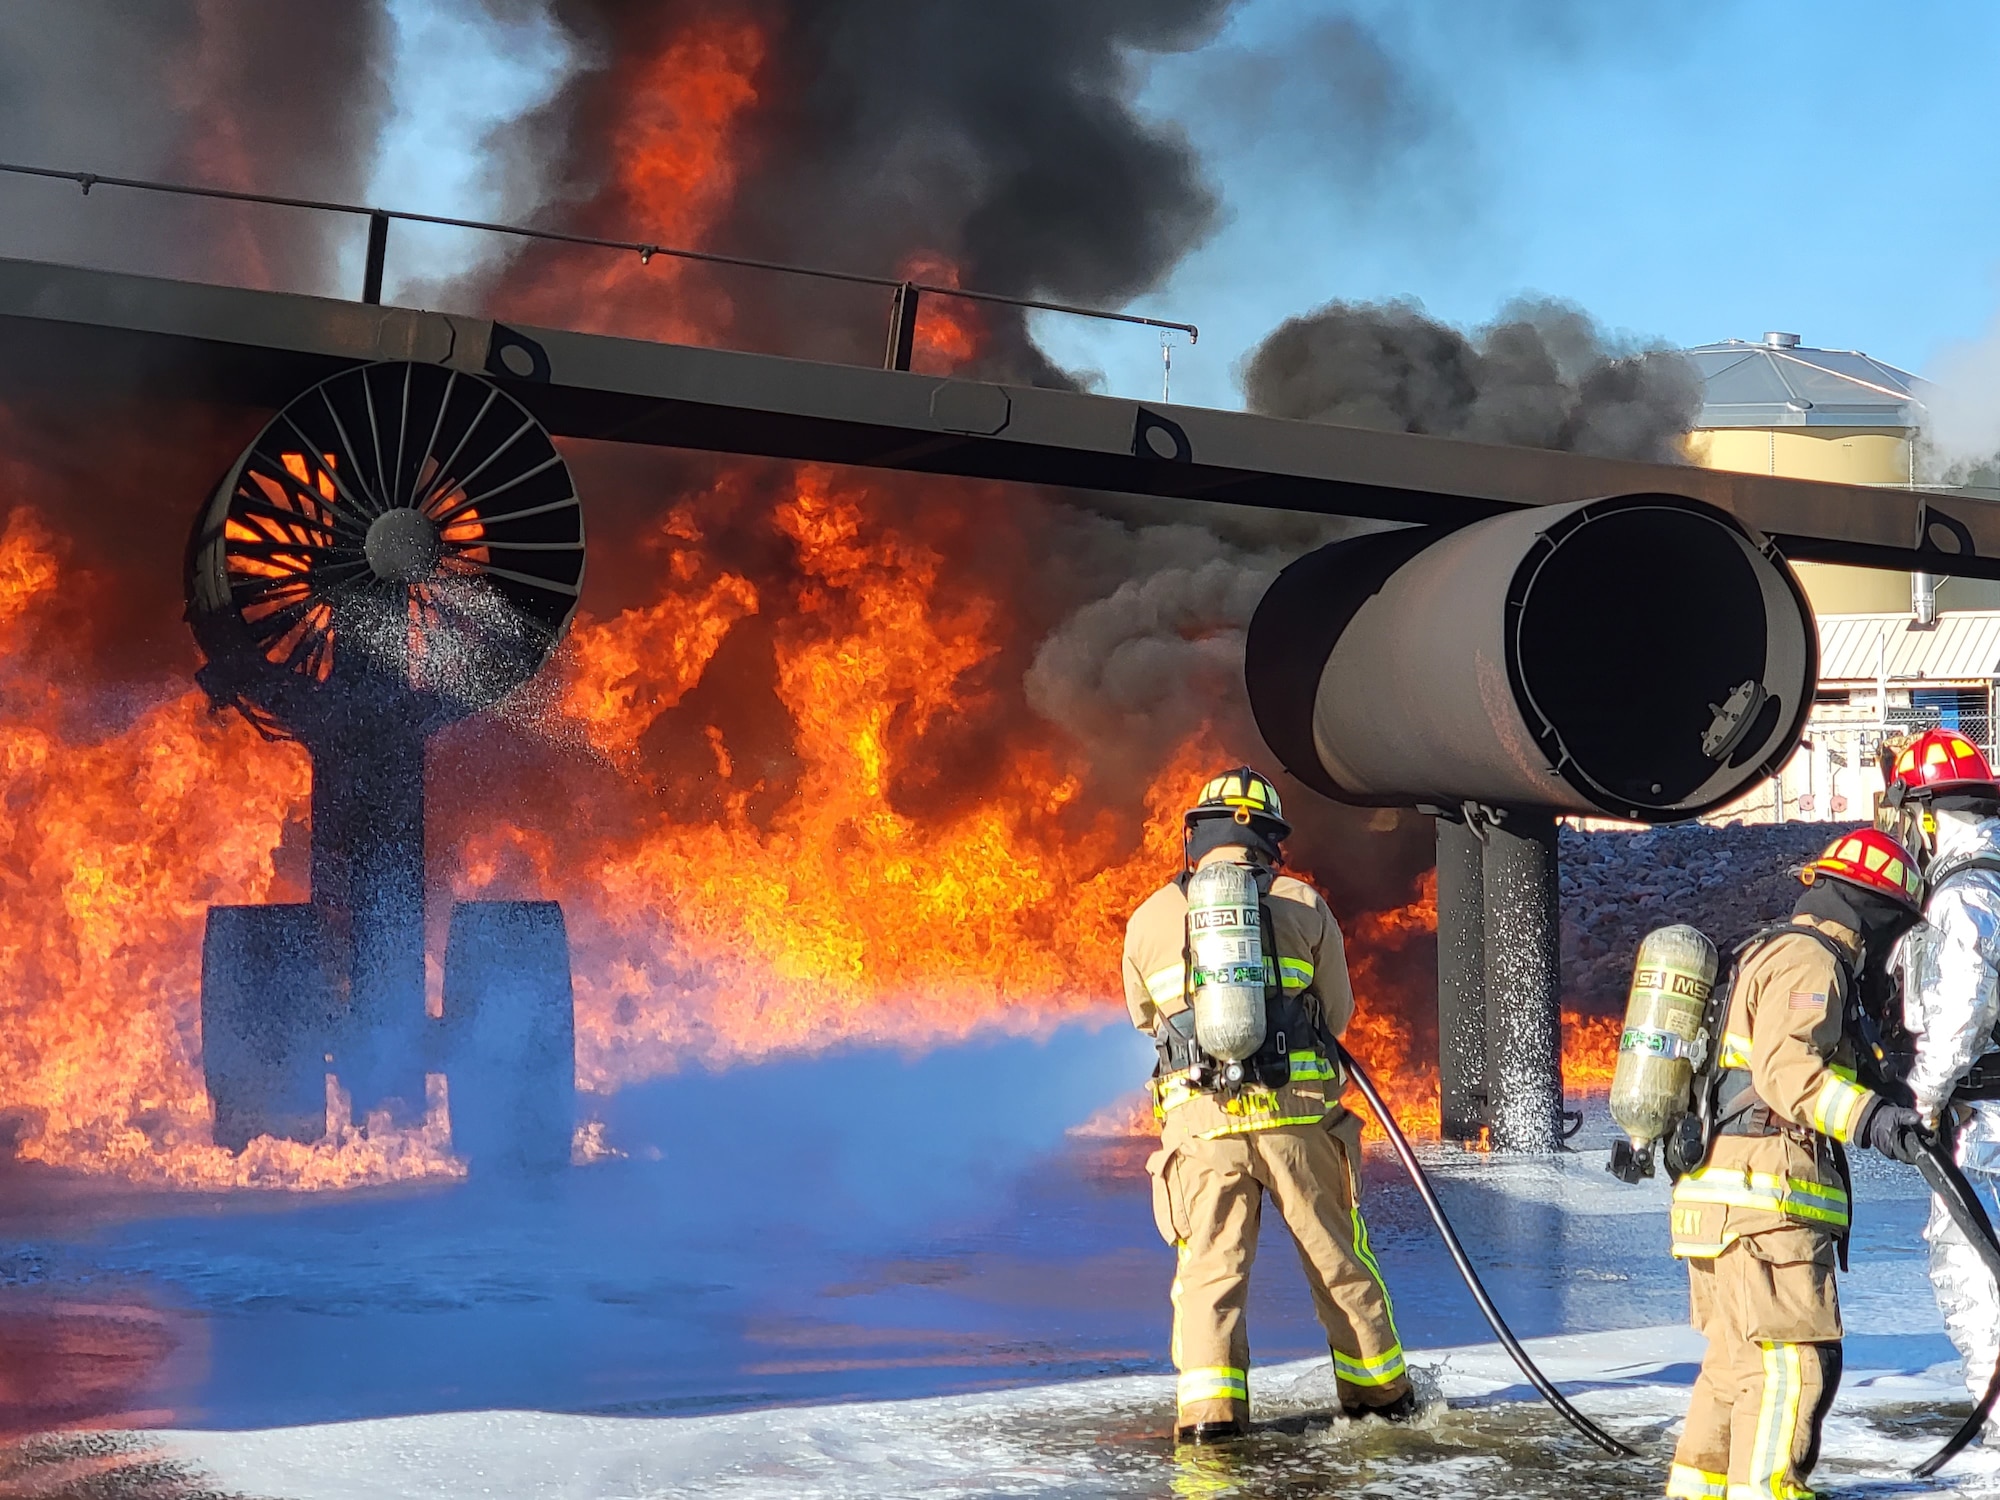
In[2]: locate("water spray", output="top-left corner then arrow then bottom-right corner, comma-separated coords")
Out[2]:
1331,1041 -> 1639,1459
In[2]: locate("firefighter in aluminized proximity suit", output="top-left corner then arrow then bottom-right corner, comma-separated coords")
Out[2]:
1889,730 -> 2000,1430
1123,768 -> 1410,1445
1665,828 -> 1928,1500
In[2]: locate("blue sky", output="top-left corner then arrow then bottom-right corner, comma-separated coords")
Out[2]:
368,0 -> 2000,412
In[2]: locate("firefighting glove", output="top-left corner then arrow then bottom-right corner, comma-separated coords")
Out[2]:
1857,1098 -> 1929,1165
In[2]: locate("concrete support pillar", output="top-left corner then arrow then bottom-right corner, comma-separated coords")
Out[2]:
1434,816 -> 1488,1141
1481,811 -> 1565,1152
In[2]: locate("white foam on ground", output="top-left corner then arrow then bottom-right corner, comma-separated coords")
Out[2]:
138,1324 -> 2000,1500
1420,1145 -> 1675,1216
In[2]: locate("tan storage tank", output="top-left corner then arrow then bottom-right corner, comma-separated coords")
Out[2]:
1682,333 -> 2000,614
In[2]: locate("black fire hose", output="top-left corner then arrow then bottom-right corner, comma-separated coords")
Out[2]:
1332,1042 -> 1639,1458
1912,1132 -> 2000,1479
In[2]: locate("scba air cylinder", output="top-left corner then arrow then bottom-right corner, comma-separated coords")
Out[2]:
1610,924 -> 1721,1151
1186,861 -> 1268,1063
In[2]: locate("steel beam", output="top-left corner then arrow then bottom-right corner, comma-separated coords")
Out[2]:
0,254 -> 1992,575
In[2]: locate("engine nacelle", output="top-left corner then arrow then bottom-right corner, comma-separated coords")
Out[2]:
1246,494 -> 1815,822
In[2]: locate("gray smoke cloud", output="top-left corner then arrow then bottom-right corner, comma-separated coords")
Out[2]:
1025,531 -> 1291,777
1020,510 -> 1427,910
1156,13 -> 1462,209
1242,296 -> 1701,463
0,1 -> 392,295
1023,511 -> 1357,772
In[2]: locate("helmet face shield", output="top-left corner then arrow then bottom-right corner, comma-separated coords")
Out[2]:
1876,797 -> 1936,868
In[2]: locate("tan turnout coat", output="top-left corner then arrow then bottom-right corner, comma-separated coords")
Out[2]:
1122,855 -> 1355,1150
1668,914 -> 1880,1259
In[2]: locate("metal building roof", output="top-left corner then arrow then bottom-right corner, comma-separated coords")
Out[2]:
1818,612 -> 2000,683
1686,332 -> 1927,430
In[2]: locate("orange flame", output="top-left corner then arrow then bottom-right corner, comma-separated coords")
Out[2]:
494,469 -> 1211,1080
561,500 -> 760,759
0,466 -> 1618,1184
1341,870 -> 1440,1137
899,253 -> 986,374
507,17 -> 766,345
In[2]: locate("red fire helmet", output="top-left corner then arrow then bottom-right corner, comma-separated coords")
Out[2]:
1891,728 -> 2000,800
1801,827 -> 1924,913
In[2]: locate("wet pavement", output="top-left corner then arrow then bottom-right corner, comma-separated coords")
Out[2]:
0,1022 -> 1968,1497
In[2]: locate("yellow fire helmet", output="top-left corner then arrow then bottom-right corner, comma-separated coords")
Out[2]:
1185,766 -> 1292,840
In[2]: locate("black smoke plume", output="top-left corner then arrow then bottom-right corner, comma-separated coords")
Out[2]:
0,0 -> 392,295
1243,296 -> 1701,463
490,0 -> 1231,385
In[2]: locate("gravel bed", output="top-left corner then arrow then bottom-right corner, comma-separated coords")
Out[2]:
1560,821 -> 1850,1015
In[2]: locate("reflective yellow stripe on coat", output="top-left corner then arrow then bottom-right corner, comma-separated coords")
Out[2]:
1668,1167 -> 1850,1256
1809,1074 -> 1871,1143
1284,1049 -> 1339,1082
1154,1051 -> 1340,1133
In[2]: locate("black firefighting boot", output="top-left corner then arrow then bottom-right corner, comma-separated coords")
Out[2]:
1174,1419 -> 1246,1445
1341,1387 -> 1420,1423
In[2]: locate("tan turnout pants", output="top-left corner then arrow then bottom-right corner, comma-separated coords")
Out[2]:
1149,1118 -> 1407,1427
1668,1230 -> 1843,1500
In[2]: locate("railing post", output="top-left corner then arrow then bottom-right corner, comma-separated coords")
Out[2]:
883,282 -> 919,371
362,211 -> 390,305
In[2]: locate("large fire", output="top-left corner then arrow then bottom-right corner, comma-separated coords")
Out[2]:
0,13 -> 1623,1190
0,471 -> 1614,1188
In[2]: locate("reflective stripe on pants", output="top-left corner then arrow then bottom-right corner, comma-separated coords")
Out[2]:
1675,1236 -> 1841,1499
1666,1463 -> 1727,1500
1176,1365 -> 1248,1405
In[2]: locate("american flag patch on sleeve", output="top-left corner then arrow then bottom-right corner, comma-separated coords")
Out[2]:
1789,990 -> 1826,1009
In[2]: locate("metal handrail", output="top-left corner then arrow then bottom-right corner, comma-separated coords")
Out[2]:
0,160 -> 1198,371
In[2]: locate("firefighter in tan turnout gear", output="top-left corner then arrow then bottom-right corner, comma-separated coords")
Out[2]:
1124,767 -> 1410,1444
1665,828 -> 1928,1500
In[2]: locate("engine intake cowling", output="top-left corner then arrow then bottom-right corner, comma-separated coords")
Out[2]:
1246,494 -> 1816,822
